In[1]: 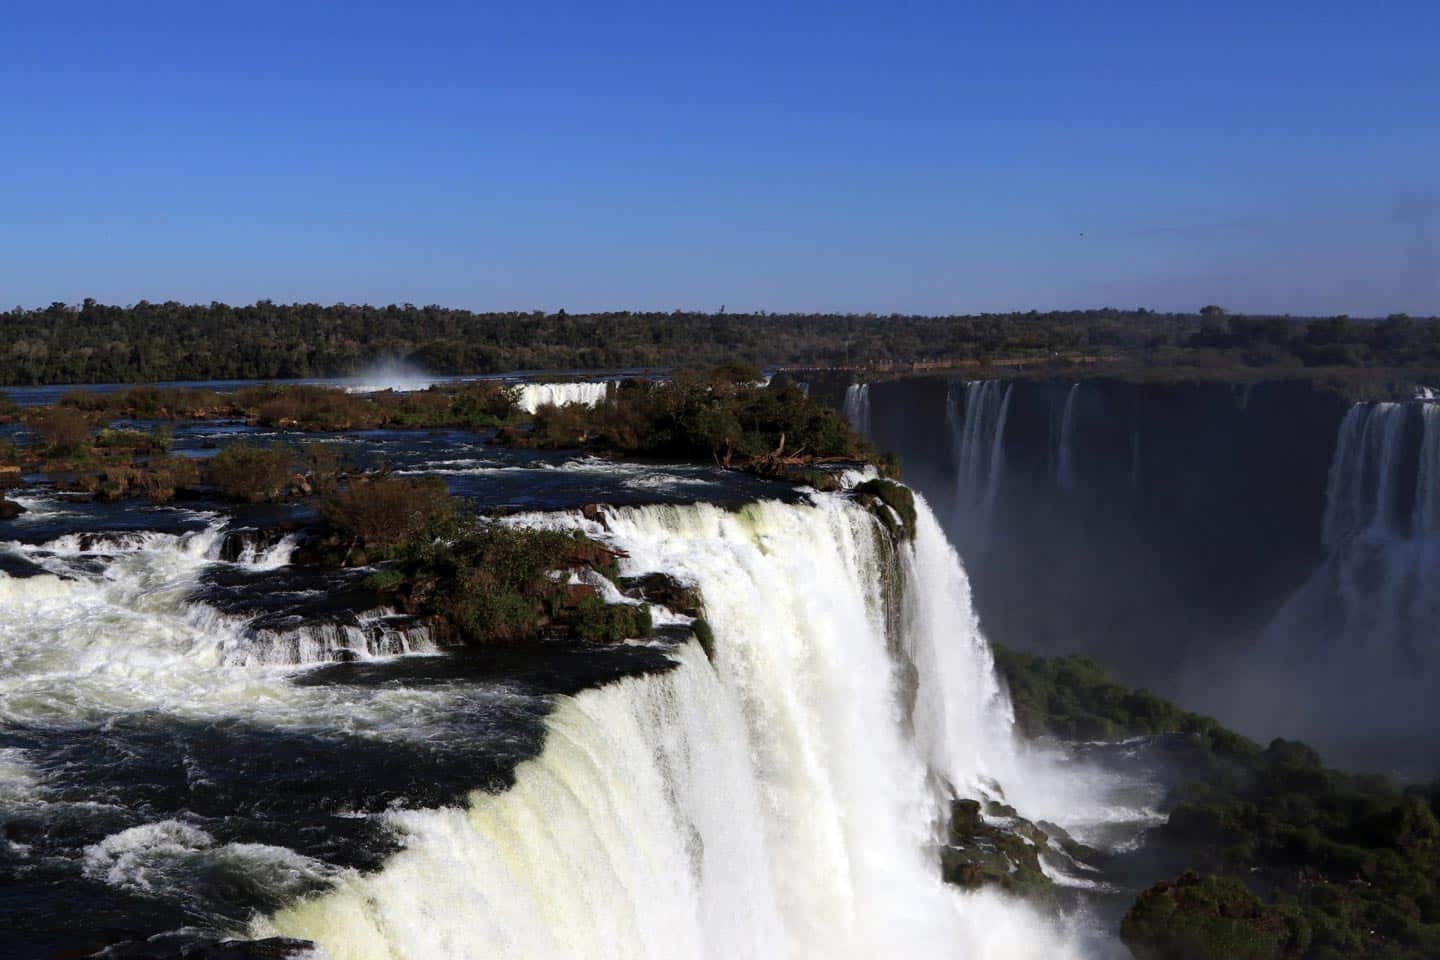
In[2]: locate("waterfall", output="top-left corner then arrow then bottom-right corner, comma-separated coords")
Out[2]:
1056,383 -> 1080,491
949,380 -> 1012,552
258,496 -> 1093,959
515,382 -> 614,414
1234,400 -> 1440,758
842,383 -> 871,436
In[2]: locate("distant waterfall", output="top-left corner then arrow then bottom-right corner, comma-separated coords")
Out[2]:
515,381 -> 614,414
1241,400 -> 1440,755
949,380 -> 1012,552
1128,423 -> 1142,492
842,383 -> 872,436
1056,383 -> 1080,491
260,496 -> 1092,959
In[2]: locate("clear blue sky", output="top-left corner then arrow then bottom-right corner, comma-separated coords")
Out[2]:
3,1 -> 1437,316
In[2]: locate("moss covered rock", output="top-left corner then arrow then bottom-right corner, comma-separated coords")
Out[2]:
854,478 -> 917,541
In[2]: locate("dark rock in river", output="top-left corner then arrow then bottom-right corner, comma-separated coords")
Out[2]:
95,935 -> 318,959
0,551 -> 49,578
940,796 -> 1100,896
217,524 -> 297,564
0,497 -> 23,520
622,572 -> 704,618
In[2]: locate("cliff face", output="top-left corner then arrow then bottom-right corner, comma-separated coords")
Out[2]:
840,376 -> 1350,699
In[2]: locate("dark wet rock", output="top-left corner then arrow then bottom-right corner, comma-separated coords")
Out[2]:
853,478 -> 916,541
690,618 -> 716,661
621,572 -> 704,618
580,502 -> 609,527
0,551 -> 49,578
0,497 -> 24,520
940,796 -> 1101,896
217,524 -> 299,564
94,934 -> 318,959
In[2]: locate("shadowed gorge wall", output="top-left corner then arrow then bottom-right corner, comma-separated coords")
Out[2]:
832,376 -> 1362,754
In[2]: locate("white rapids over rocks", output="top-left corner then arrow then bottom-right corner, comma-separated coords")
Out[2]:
258,493 -> 1151,959
0,522 -> 438,731
514,381 -> 615,414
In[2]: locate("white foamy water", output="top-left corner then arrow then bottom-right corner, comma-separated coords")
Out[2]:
0,525 -> 445,732
514,382 -> 614,414
261,495 -> 1147,959
84,819 -> 340,901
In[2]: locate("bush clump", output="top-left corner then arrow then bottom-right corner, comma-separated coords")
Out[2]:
91,455 -> 201,503
36,406 -> 92,454
95,427 -> 171,453
1122,872 -> 1309,960
207,444 -> 295,502
320,476 -> 461,563
397,525 -> 642,644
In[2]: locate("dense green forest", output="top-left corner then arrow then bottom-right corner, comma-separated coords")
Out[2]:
3,300 -> 1440,385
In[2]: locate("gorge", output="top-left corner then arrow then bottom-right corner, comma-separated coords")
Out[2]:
824,374 -> 1440,775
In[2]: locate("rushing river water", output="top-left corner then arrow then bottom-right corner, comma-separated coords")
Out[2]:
1,400 -> 1164,959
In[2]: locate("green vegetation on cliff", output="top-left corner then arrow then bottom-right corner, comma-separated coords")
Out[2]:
853,478 -> 916,541
997,647 -> 1440,959
315,479 -> 651,646
1122,872 -> 1310,960
995,647 -> 1257,758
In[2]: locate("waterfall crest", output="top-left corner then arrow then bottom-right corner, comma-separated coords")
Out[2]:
260,496 -> 1084,959
515,382 -> 614,414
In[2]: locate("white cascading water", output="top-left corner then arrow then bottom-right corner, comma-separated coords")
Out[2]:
1265,401 -> 1440,654
948,380 -> 1012,553
515,382 -> 614,414
842,383 -> 872,437
1220,400 -> 1440,758
1056,383 -> 1080,491
0,522 -> 434,728
256,494 -> 1111,960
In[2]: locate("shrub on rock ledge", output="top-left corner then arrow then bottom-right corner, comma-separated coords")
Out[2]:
208,444 -> 295,502
321,476 -> 460,562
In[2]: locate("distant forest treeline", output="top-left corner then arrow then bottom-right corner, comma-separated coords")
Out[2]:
3,299 -> 1439,385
